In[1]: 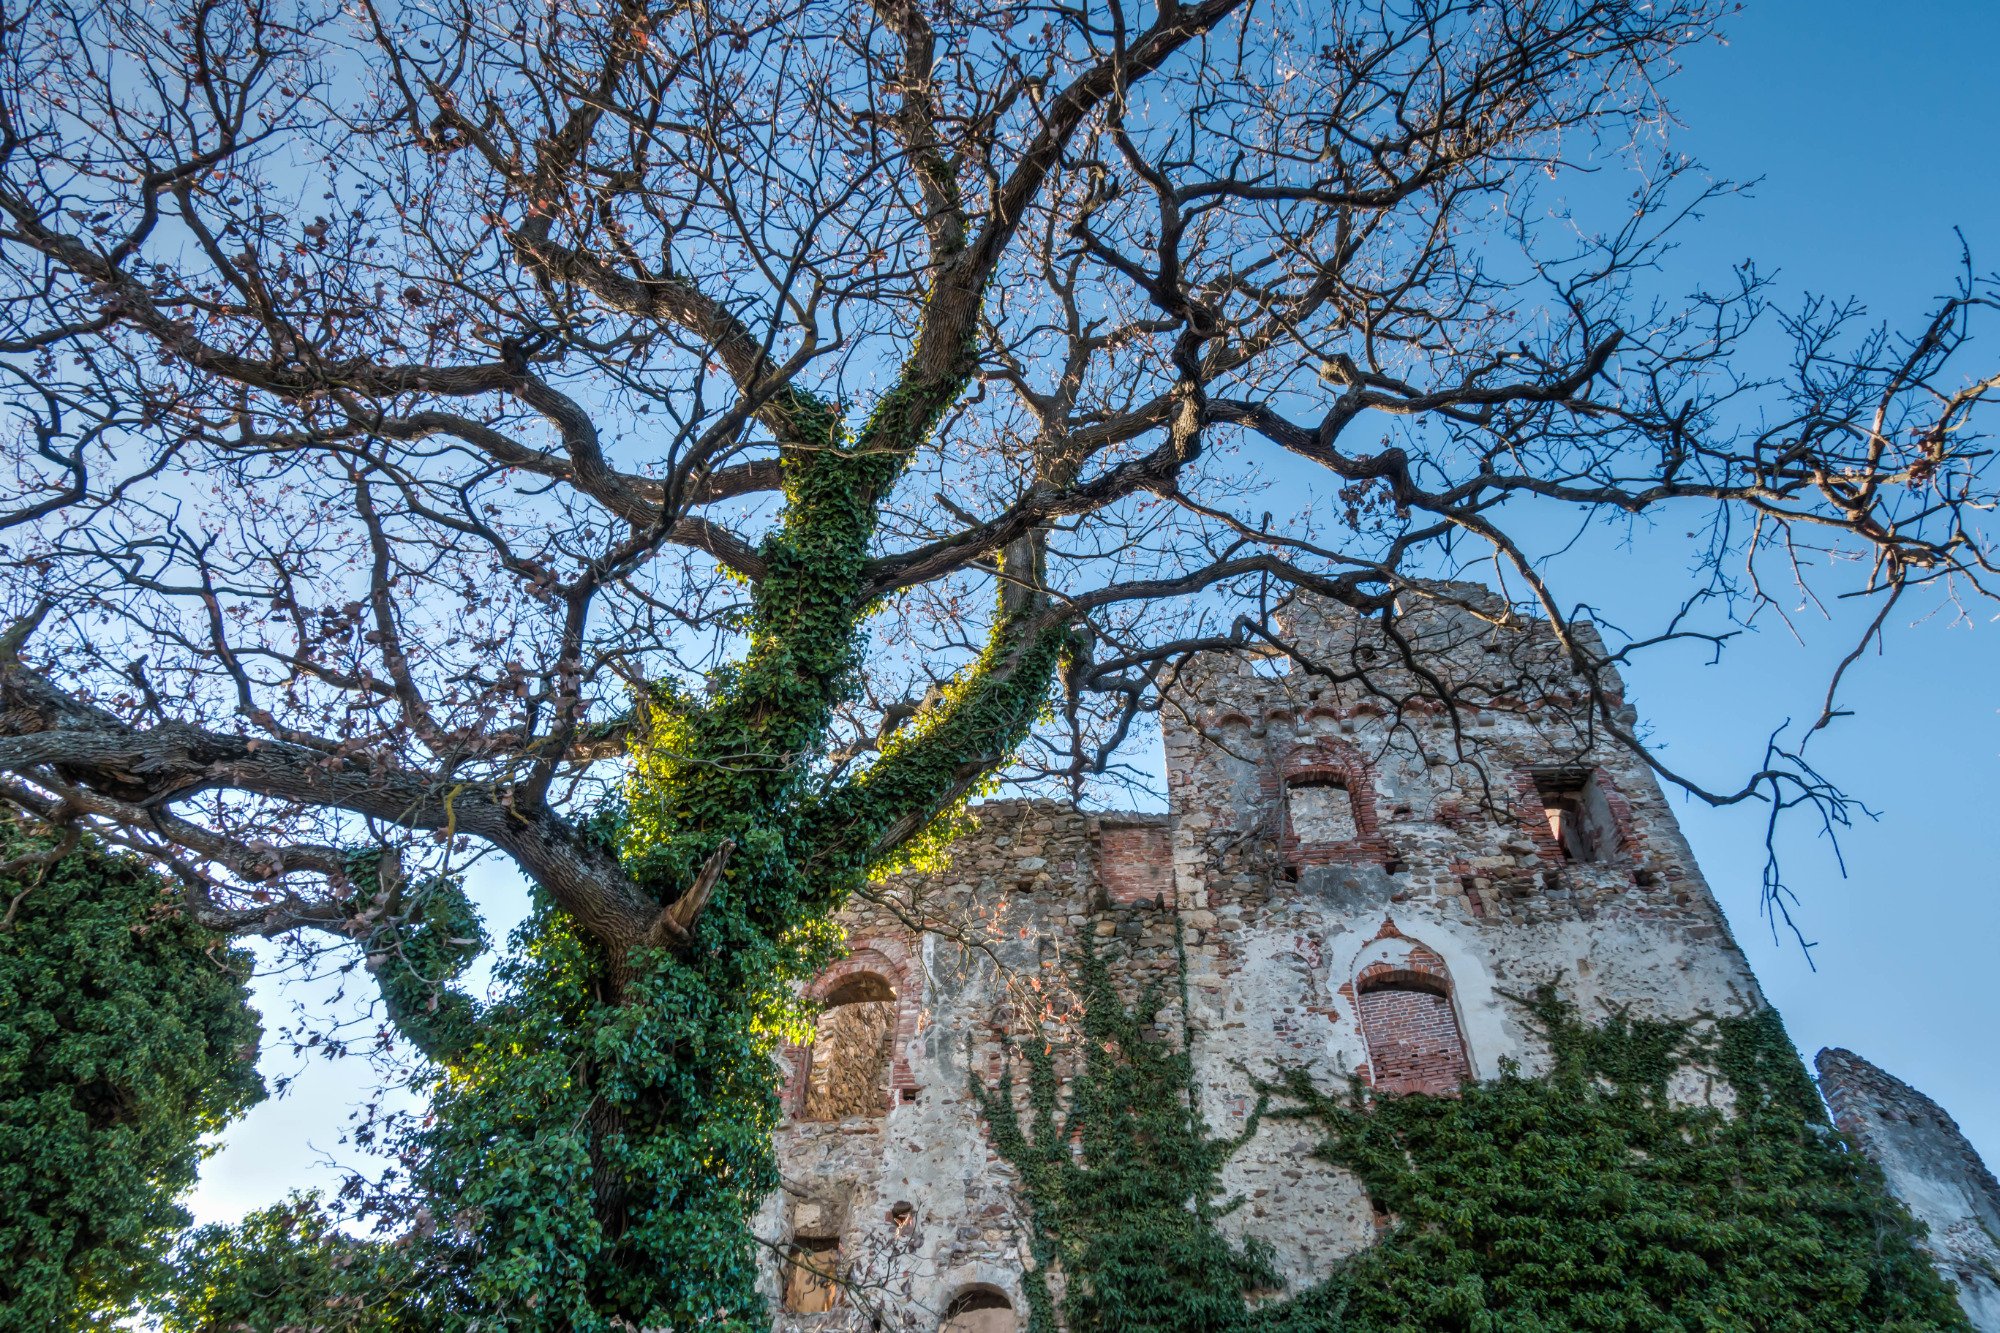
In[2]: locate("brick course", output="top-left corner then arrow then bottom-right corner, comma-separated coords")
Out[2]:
1356,985 -> 1470,1095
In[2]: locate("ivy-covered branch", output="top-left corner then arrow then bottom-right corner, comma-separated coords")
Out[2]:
800,601 -> 1073,887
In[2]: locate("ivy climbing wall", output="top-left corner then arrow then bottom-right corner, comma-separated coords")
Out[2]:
757,586 -> 1986,1330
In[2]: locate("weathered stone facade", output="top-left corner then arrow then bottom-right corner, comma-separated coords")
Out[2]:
754,586 -> 1985,1329
1817,1048 -> 2000,1330
799,1001 -> 897,1125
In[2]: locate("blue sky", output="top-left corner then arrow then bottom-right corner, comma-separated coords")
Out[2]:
189,0 -> 2000,1223
1594,0 -> 2000,1163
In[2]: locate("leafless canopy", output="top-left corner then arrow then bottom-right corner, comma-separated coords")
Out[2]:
0,0 -> 1993,946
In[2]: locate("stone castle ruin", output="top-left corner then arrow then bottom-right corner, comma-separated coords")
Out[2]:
1818,1048 -> 2000,1327
756,586 -> 1999,1330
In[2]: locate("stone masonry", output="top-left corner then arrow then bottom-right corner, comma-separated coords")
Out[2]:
755,584 -> 1993,1330
1817,1048 -> 2000,1330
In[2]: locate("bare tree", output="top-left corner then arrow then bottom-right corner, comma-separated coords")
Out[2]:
0,0 -> 1993,1321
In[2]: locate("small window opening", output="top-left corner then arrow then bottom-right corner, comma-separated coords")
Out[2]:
782,1236 -> 842,1313
1250,648 -> 1291,677
942,1286 -> 1017,1332
1532,769 -> 1618,864
1288,776 -> 1357,844
801,972 -> 897,1122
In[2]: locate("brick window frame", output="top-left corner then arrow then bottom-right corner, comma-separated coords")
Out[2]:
782,938 -> 923,1119
1345,941 -> 1471,1096
1263,738 -> 1392,869
1510,765 -> 1638,874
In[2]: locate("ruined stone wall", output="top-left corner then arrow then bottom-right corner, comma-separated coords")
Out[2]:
758,588 -> 1774,1328
1164,586 -> 1766,1286
800,1003 -> 897,1124
1817,1048 -> 2000,1330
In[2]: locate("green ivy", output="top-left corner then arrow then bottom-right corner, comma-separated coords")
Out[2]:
980,938 -> 1970,1333
153,1193 -> 416,1333
389,897 -> 803,1330
356,856 -> 488,1066
305,341 -> 1070,1327
0,825 -> 263,1331
973,934 -> 1280,1332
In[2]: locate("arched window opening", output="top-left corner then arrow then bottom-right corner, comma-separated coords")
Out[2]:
781,1236 -> 841,1313
800,972 -> 897,1122
1531,768 -> 1618,864
1287,775 -> 1357,844
942,1286 -> 1016,1332
1356,963 -> 1470,1096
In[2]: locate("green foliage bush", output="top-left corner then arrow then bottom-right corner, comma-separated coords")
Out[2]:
1259,994 -> 1967,1332
980,940 -> 1970,1333
0,828 -> 263,1331
385,897 -> 801,1330
359,861 -> 488,1066
153,1194 -> 414,1333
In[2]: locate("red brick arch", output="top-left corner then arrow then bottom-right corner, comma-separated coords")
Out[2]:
1354,964 -> 1449,998
1348,940 -> 1470,1096
1263,737 -> 1392,868
783,938 -> 924,1118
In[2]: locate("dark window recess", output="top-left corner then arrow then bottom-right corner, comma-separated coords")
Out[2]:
943,1286 -> 1017,1332
782,1237 -> 841,1313
1532,768 -> 1619,864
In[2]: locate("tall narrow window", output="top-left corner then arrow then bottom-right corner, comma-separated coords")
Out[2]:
1356,966 -> 1470,1096
800,973 -> 896,1122
1531,769 -> 1619,864
942,1287 -> 1017,1332
781,1236 -> 841,1313
1288,776 -> 1358,844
